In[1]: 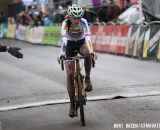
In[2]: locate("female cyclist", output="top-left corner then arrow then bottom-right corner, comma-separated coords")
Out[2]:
59,4 -> 94,117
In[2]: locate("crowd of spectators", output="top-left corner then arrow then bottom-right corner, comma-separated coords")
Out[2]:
8,5 -> 54,27
81,0 -> 132,24
96,0 -> 132,23
6,0 -> 132,27
7,4 -> 67,27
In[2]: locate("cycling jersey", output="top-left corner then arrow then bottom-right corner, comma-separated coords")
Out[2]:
60,18 -> 93,55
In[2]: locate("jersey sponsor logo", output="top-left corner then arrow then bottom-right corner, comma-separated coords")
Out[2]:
68,31 -> 83,37
69,26 -> 83,37
70,27 -> 80,32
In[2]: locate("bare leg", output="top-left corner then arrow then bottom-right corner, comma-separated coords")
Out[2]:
65,61 -> 76,117
80,44 -> 92,92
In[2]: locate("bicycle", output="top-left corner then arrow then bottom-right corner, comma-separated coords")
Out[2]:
58,51 -> 95,126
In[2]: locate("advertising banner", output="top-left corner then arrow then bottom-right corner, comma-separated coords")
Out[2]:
16,25 -> 26,41
109,25 -> 121,53
101,25 -> 112,53
93,25 -> 104,51
0,23 -> 7,38
42,26 -> 61,46
7,24 -> 16,38
93,25 -> 113,52
31,27 -> 44,44
25,26 -> 32,42
116,25 -> 129,54
90,25 -> 98,49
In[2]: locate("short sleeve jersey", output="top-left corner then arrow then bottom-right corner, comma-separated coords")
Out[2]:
61,18 -> 91,42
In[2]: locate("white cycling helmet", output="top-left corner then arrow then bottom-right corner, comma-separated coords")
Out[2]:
68,4 -> 84,18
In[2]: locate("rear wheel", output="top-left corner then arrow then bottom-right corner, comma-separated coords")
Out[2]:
78,75 -> 85,126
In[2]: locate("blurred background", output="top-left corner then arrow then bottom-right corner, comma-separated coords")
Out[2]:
0,0 -> 140,26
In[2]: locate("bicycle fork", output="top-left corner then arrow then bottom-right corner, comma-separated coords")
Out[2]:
74,75 -> 87,103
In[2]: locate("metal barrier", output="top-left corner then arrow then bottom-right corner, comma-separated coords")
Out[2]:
1,21 -> 160,62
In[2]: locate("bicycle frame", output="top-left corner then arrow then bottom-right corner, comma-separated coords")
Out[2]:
58,54 -> 95,126
74,56 -> 86,102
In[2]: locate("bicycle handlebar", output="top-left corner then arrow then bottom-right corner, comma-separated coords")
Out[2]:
57,54 -> 95,71
62,55 -> 90,60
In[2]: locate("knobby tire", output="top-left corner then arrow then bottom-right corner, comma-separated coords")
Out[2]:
78,75 -> 85,126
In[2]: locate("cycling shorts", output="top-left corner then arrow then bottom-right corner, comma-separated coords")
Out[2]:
66,39 -> 85,57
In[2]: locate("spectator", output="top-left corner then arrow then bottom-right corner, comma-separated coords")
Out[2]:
43,7 -> 54,26
28,14 -> 34,27
37,11 -> 44,26
97,0 -> 108,23
16,13 -> 22,25
8,17 -> 15,24
107,0 -> 121,22
83,5 -> 96,23
19,11 -> 29,25
0,11 -> 7,23
15,4 -> 54,26
43,12 -> 53,26
32,11 -> 43,26
54,5 -> 66,23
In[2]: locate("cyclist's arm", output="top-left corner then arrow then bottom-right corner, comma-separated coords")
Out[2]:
0,44 -> 23,58
84,19 -> 93,53
60,21 -> 68,55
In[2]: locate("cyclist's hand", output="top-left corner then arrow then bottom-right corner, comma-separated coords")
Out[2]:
91,52 -> 98,60
59,54 -> 65,60
8,47 -> 23,58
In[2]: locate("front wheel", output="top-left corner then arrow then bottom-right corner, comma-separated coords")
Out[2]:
78,75 -> 85,126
